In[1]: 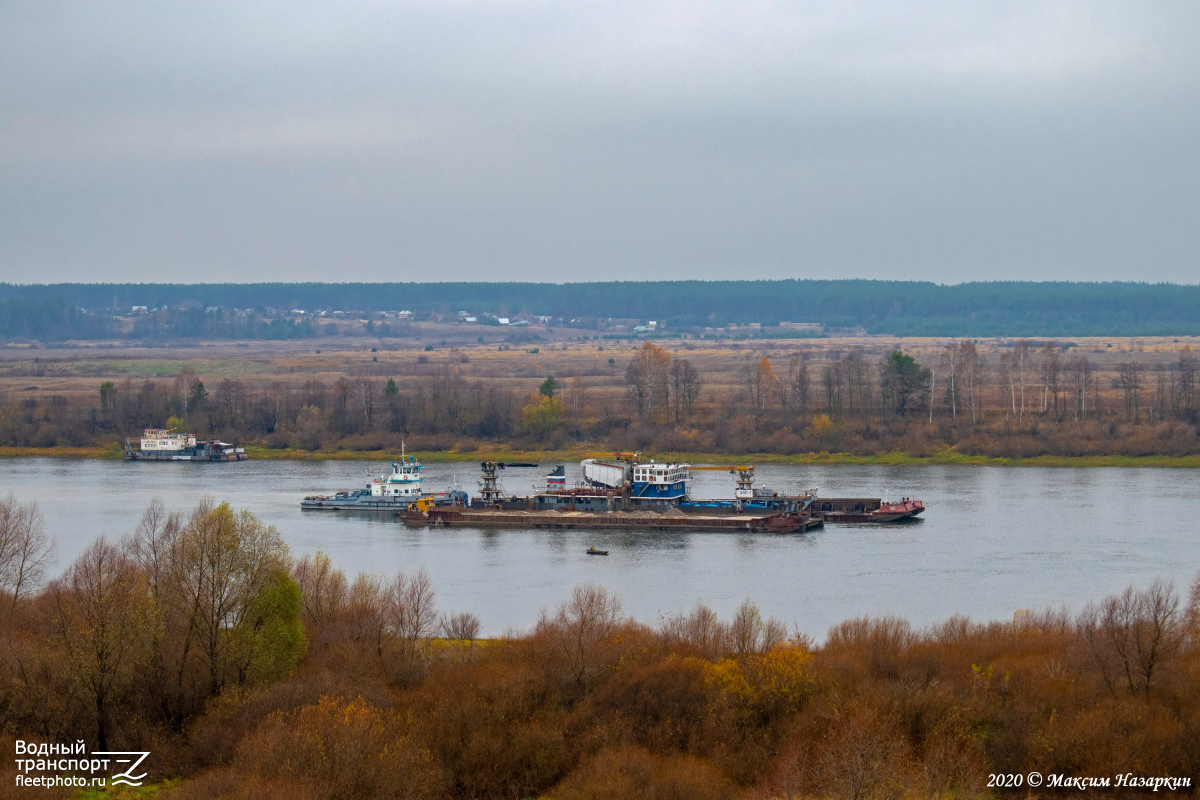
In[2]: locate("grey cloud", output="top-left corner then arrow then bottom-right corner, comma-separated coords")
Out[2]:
1,1 -> 1198,283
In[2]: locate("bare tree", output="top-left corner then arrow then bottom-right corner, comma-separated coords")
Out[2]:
1013,340 -> 1032,422
0,494 -> 55,619
728,599 -> 788,655
1069,355 -> 1094,422
957,341 -> 982,425
292,551 -> 348,626
658,603 -> 728,659
174,367 -> 198,420
1040,342 -> 1062,418
537,583 -> 624,689
566,375 -> 587,420
1080,580 -> 1183,695
440,611 -> 482,661
669,359 -> 700,425
1116,361 -> 1142,422
940,344 -> 960,422
1176,347 -> 1197,419
389,568 -> 438,660
353,376 -> 379,428
786,352 -> 811,423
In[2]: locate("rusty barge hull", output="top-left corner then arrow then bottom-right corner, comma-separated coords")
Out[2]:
400,508 -> 822,533
809,497 -> 925,523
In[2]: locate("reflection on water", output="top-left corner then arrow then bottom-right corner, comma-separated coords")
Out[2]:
1,458 -> 1196,638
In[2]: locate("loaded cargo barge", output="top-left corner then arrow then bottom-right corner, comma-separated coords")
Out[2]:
400,506 -> 822,533
394,460 -> 822,533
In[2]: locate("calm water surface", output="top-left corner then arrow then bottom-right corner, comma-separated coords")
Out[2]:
1,458 -> 1195,637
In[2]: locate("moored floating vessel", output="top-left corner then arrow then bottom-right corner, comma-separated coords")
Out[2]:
301,454 -> 467,511
124,429 -> 247,461
812,496 -> 925,523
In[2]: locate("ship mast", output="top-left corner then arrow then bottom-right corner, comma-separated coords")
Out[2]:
478,461 -> 503,504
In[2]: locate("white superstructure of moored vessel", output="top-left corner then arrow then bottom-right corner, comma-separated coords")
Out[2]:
125,429 -> 247,461
140,429 -> 197,451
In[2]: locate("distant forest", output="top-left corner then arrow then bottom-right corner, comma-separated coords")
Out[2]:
2,280 -> 1200,340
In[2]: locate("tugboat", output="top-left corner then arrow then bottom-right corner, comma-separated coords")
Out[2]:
124,429 -> 247,461
301,449 -> 466,511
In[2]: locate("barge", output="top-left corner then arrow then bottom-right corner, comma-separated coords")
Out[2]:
124,429 -> 247,461
811,496 -> 924,523
396,459 -> 823,533
401,505 -> 822,533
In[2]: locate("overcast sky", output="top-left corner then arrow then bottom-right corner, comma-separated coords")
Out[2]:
1,1 -> 1198,284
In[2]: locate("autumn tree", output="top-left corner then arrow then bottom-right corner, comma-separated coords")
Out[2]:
523,394 -> 564,439
744,356 -> 779,425
625,342 -> 671,423
131,499 -> 292,718
52,538 -> 151,749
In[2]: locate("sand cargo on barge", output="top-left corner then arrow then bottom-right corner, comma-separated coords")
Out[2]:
395,459 -> 823,533
401,505 -> 821,533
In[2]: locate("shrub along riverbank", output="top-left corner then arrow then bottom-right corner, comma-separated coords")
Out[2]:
1,495 -> 1199,798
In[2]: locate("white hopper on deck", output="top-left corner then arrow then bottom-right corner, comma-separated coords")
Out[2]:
581,458 -> 630,489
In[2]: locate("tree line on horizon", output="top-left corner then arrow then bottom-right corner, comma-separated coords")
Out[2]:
1,340 -> 1198,459
2,493 -> 1199,797
4,280 -> 1200,338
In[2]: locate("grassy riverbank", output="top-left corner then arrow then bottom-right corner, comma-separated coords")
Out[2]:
3,444 -> 1200,468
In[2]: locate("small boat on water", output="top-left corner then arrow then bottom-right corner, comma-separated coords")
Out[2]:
586,547 -> 609,556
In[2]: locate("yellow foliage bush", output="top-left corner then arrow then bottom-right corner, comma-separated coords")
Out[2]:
703,645 -> 814,718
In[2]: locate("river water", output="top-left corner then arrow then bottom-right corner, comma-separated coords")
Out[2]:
1,458 -> 1195,638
